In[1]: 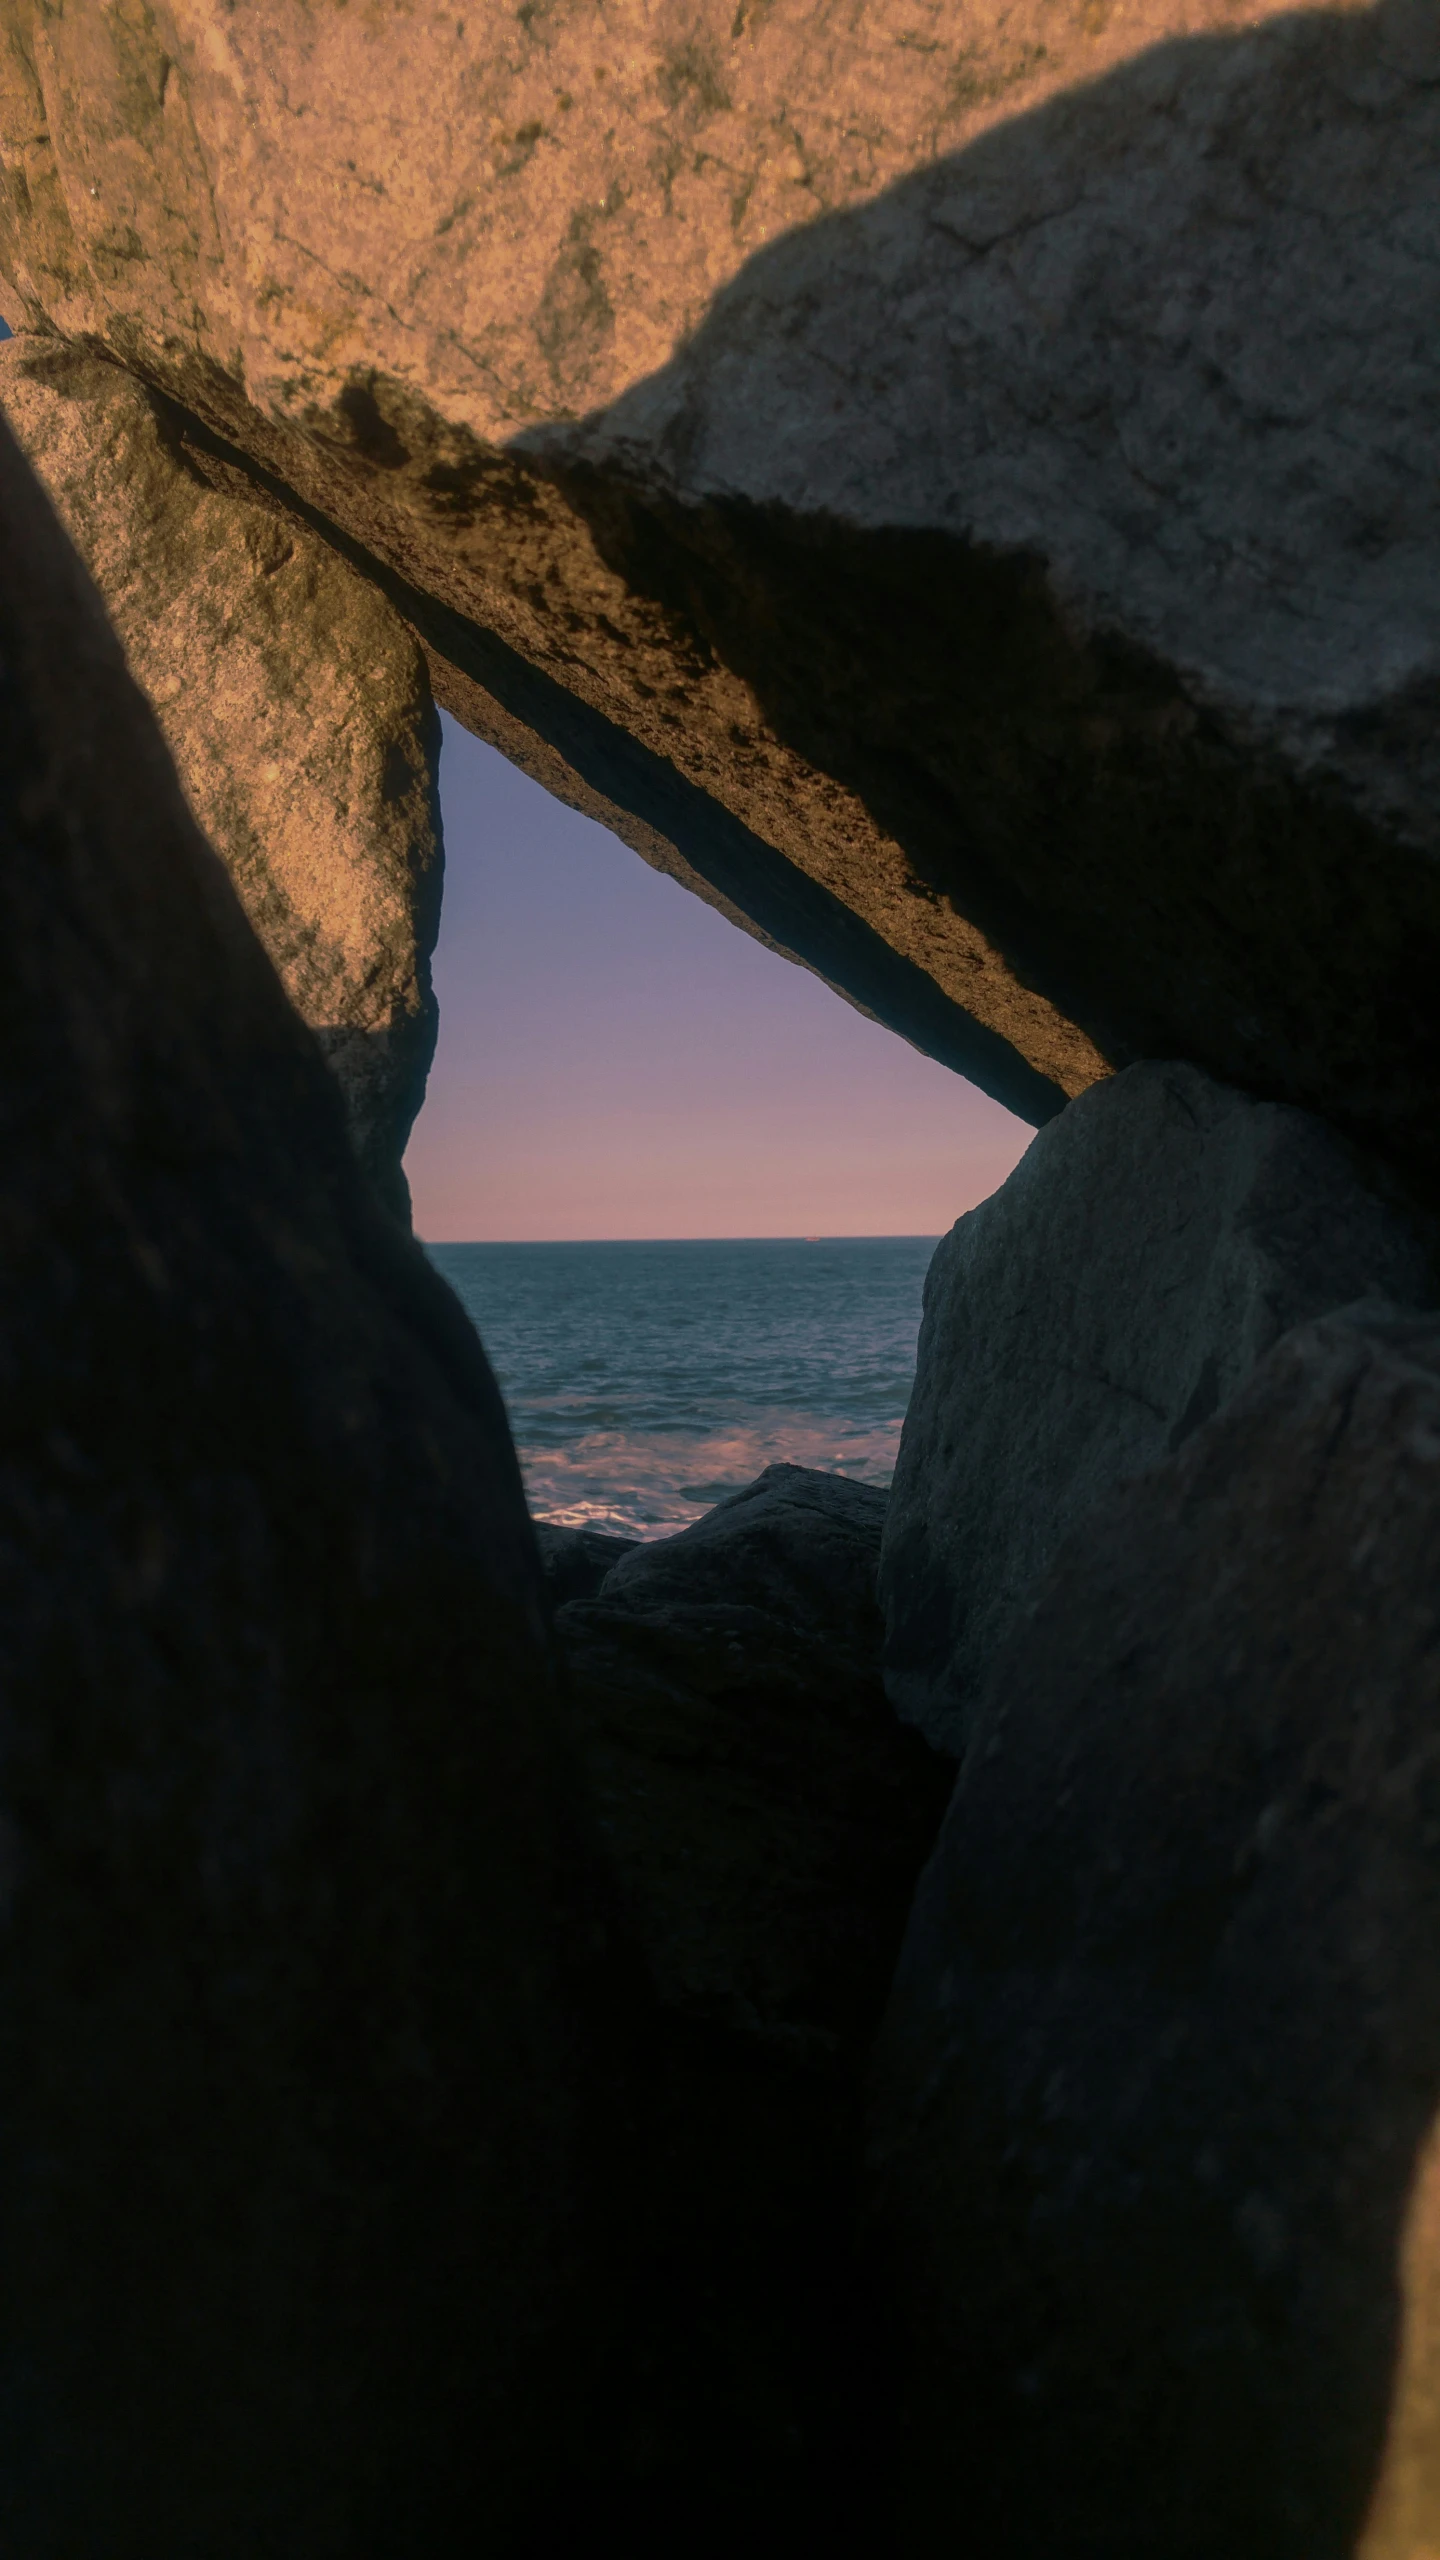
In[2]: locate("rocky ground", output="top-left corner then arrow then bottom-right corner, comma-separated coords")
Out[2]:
2,3 -> 1440,2549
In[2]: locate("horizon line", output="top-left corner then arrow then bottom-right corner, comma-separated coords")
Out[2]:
419,1230 -> 946,1248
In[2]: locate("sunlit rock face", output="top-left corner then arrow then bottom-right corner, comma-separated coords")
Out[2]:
3,1 -> 1438,1155
0,334 -> 440,1222
880,1059 -> 1437,1754
0,410 -> 619,2554
871,1304 -> 1440,2559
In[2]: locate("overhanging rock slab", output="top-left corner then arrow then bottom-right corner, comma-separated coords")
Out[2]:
2,1 -> 1437,1157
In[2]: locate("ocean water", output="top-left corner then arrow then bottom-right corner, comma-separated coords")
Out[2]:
427,1236 -> 940,1539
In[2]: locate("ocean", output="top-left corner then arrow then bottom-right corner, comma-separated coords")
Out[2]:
426,1235 -> 940,1540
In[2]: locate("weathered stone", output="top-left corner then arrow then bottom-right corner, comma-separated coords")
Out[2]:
2,3 -> 1438,1158
0,407 -> 618,2553
0,332 -> 440,1220
869,1303 -> 1440,2558
880,1060 -> 1435,1753
535,1519 -> 639,1607
556,1466 -> 950,2525
560,1464 -> 944,2050
598,1458 -> 889,1630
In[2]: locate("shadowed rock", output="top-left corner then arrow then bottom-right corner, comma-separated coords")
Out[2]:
2,4 -> 1438,1157
535,1520 -> 640,1607
0,407 -> 620,2555
556,1466 -> 951,2530
0,333 -> 441,1220
870,1303 -> 1440,2557
561,1462 -> 946,2054
880,1060 -> 1436,1753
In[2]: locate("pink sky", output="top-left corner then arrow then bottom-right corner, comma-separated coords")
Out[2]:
405,718 -> 1033,1241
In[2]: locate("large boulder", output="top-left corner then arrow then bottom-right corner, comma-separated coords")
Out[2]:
556,1466 -> 951,2529
880,1060 -> 1435,1753
870,1303 -> 1440,2559
0,4 -> 1437,1158
561,1463 -> 945,2056
0,331 -> 440,1219
0,408 -> 618,2552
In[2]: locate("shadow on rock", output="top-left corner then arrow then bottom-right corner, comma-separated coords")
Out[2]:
553,1466 -> 954,2539
880,1058 -> 1437,1754
870,1305 -> 1440,2558
546,0 -> 1440,1174
0,410 -> 632,2557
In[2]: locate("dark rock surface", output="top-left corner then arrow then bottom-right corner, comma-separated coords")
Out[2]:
0,332 -> 441,1222
535,1520 -> 639,1608
870,1303 -> 1440,2559
0,408 -> 621,2555
562,1465 -> 940,2046
4,5 -> 1440,1162
598,1458 -> 889,1638
881,1060 -> 1436,1753
557,1466 -> 952,2531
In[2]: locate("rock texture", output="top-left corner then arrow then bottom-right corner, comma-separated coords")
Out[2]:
561,1464 -> 945,2053
0,408 -> 619,2553
870,1303 -> 1440,2559
880,1060 -> 1435,1753
557,1467 -> 951,2528
535,1520 -> 639,1608
1,3 -> 1438,1153
0,332 -> 441,1220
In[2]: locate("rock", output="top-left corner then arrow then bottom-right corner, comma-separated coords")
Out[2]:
598,1461 -> 887,1647
869,1302 -> 1440,2557
535,1520 -> 640,1607
0,405 -> 621,2552
880,1060 -> 1435,1753
0,332 -> 440,1221
556,1466 -> 951,2527
561,1463 -> 945,2050
2,5 -> 1440,1160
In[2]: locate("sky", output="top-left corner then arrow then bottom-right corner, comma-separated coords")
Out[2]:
405,716 -> 1032,1242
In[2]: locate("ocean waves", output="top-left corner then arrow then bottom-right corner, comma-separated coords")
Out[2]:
427,1235 -> 937,1540
515,1409 -> 907,1537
